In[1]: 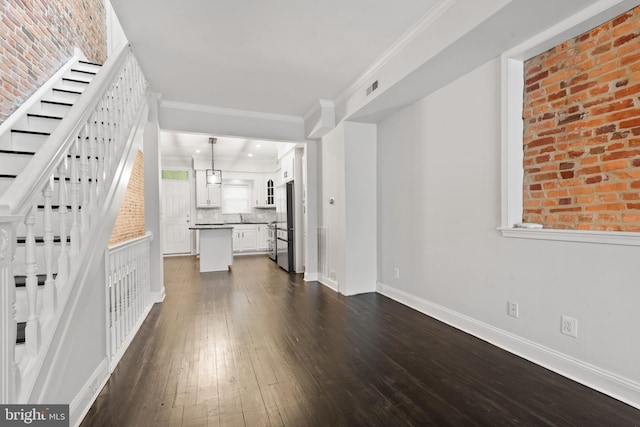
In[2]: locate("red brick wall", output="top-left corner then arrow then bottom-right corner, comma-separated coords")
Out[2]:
0,0 -> 106,123
522,6 -> 640,231
109,151 -> 145,245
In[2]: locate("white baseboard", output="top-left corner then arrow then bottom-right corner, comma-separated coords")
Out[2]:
318,275 -> 339,293
304,272 -> 319,282
376,281 -> 640,410
70,357 -> 109,427
150,288 -> 166,303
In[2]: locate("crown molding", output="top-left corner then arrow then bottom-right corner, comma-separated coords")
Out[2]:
333,0 -> 459,108
161,100 -> 304,124
303,99 -> 336,122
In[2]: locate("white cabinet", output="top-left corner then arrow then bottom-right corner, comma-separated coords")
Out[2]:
256,224 -> 268,250
231,224 -> 270,252
232,224 -> 257,252
195,170 -> 221,208
280,152 -> 294,183
254,173 -> 276,208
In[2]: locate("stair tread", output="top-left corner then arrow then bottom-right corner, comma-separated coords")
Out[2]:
41,100 -> 73,106
37,205 -> 82,210
14,274 -> 53,287
52,88 -> 83,95
70,69 -> 97,75
27,113 -> 63,120
16,236 -> 72,244
16,322 -> 25,345
78,60 -> 103,67
0,149 -> 36,155
10,129 -> 51,136
62,77 -> 91,84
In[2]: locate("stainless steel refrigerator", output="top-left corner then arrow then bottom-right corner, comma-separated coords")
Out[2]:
276,181 -> 294,272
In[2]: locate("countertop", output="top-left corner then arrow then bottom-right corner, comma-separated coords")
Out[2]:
194,222 -> 272,226
189,225 -> 234,230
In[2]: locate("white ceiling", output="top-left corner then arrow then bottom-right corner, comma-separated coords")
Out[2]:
111,0 -> 439,117
160,131 -> 293,162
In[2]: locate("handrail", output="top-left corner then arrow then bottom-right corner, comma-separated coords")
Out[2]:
0,41 -> 131,215
108,231 -> 153,253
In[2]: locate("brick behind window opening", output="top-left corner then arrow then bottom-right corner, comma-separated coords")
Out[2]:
0,0 -> 107,123
522,6 -> 640,231
109,151 -> 145,245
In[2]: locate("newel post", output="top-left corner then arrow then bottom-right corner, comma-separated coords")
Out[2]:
0,212 -> 23,403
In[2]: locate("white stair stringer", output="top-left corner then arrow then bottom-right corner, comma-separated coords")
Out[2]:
26,99 -> 148,403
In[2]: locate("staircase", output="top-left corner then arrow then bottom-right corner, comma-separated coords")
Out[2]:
0,44 -> 149,408
0,61 -> 102,193
1,59 -> 102,353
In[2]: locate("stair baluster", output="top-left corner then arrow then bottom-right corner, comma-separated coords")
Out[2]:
108,263 -> 116,362
42,178 -> 56,319
24,204 -> 40,357
96,112 -> 105,197
56,161 -> 69,285
69,139 -> 81,255
80,125 -> 90,232
115,252 -> 122,354
89,115 -> 99,216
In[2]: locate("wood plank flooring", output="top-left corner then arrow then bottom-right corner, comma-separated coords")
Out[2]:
81,255 -> 640,426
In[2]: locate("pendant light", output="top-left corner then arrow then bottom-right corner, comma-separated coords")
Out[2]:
206,137 -> 222,186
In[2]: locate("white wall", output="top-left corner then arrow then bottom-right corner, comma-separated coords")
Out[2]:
343,122 -> 377,295
105,0 -> 127,55
318,121 -> 377,295
376,58 -> 640,406
318,123 -> 346,291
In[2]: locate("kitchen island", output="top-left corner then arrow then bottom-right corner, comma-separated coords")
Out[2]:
189,225 -> 234,272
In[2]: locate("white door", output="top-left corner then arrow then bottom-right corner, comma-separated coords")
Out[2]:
162,176 -> 191,254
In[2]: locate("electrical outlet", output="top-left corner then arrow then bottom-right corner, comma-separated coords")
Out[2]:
508,301 -> 519,318
561,315 -> 578,338
393,267 -> 400,279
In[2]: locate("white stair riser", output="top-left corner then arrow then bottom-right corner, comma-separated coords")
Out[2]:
13,244 -> 63,277
68,70 -> 97,80
15,288 -> 46,323
48,90 -> 81,104
25,116 -> 63,134
72,63 -> 101,74
15,211 -> 75,237
11,132 -> 48,152
57,81 -> 88,93
35,102 -> 72,118
0,153 -> 33,176
0,179 -> 12,194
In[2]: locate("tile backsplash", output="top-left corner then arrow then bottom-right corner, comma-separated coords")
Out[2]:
196,208 -> 276,224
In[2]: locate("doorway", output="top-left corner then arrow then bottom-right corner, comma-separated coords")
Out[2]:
161,170 -> 191,254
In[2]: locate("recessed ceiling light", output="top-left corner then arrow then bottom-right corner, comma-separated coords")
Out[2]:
195,149 -> 201,153
256,144 -> 261,148
248,153 -> 254,157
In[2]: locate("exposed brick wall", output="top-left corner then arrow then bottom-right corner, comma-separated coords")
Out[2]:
109,151 -> 145,245
522,6 -> 640,231
0,0 -> 106,123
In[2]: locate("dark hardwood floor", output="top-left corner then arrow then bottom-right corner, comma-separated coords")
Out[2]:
81,255 -> 640,426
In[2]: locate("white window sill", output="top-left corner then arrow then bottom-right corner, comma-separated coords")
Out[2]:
498,227 -> 640,246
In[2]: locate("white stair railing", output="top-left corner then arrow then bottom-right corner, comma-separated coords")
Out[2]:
0,43 -> 148,404
105,232 -> 153,372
